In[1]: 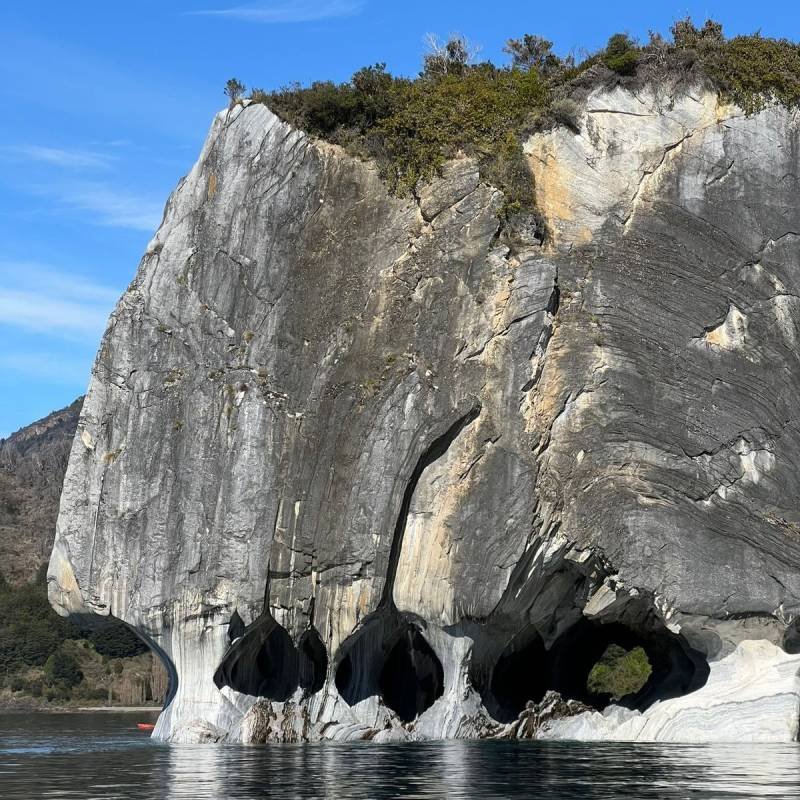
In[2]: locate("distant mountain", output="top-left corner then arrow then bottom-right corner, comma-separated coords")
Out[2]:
0,398 -> 82,585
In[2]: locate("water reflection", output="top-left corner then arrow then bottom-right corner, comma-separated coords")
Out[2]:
2,713 -> 800,798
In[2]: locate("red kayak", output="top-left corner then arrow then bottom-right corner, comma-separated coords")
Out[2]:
137,723 -> 156,731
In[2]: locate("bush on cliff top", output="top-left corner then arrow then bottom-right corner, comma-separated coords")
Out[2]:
702,34 -> 800,112
261,59 -> 548,204
246,19 -> 800,204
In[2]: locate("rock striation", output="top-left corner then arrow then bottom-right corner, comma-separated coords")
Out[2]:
50,86 -> 800,743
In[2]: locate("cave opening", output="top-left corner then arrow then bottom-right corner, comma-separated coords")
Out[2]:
60,610 -> 175,709
484,615 -> 709,722
228,609 -> 246,643
299,627 -> 328,696
253,625 -> 299,700
214,617 -> 328,702
485,630 -> 548,723
334,620 -> 379,705
546,619 -> 708,710
783,618 -> 800,654
335,617 -> 444,722
378,627 -> 444,722
97,615 -> 178,711
139,632 -> 178,710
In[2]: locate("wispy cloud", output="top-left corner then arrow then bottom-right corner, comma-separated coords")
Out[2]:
0,262 -> 121,340
5,144 -> 114,170
191,0 -> 365,23
29,181 -> 163,232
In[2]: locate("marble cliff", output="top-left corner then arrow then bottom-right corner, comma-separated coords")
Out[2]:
49,86 -> 800,742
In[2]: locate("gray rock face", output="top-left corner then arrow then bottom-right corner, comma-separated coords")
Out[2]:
49,88 -> 800,742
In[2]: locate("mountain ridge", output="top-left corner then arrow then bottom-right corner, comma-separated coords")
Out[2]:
0,397 -> 82,585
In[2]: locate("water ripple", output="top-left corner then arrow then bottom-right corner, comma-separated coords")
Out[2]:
1,713 -> 799,798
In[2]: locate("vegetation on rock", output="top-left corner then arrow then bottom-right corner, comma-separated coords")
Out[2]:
225,77 -> 246,106
242,18 -> 800,207
587,644 -> 652,701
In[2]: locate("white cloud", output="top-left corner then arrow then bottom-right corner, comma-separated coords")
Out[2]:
6,144 -> 114,169
0,262 -> 121,340
2,263 -> 120,304
30,181 -> 164,232
0,289 -> 111,338
191,0 -> 365,23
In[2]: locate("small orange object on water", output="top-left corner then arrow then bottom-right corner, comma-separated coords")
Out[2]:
137,723 -> 156,731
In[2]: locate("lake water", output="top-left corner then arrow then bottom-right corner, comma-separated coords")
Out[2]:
1,712 -> 800,798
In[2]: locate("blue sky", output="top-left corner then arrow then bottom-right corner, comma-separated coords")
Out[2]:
1,0 -> 799,437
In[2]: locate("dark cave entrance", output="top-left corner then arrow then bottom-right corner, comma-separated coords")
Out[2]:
378,627 -> 444,722
214,614 -> 328,701
335,616 -> 444,722
783,618 -> 800,654
216,621 -> 299,700
546,619 -> 708,711
299,627 -> 328,696
484,616 -> 709,722
485,629 -> 548,723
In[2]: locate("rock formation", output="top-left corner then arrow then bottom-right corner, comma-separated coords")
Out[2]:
49,85 -> 800,743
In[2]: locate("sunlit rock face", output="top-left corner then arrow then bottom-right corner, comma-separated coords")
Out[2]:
49,87 -> 800,743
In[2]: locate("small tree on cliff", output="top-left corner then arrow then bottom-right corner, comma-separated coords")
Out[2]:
602,33 -> 639,75
225,78 -> 246,106
503,34 -> 562,76
671,17 -> 724,49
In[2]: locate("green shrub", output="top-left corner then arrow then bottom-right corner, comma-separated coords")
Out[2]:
262,60 -> 549,203
587,644 -> 652,700
671,17 -> 724,49
701,34 -> 800,112
44,648 -> 83,688
639,20 -> 800,113
603,33 -> 639,75
250,20 -> 800,210
45,686 -> 70,703
550,97 -> 581,131
504,34 -> 565,76
76,686 -> 107,701
375,64 -> 549,194
80,620 -> 147,659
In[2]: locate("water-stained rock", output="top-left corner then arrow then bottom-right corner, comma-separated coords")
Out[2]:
49,88 -> 800,742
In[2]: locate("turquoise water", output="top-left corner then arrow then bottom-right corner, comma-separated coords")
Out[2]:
1,712 -> 799,798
